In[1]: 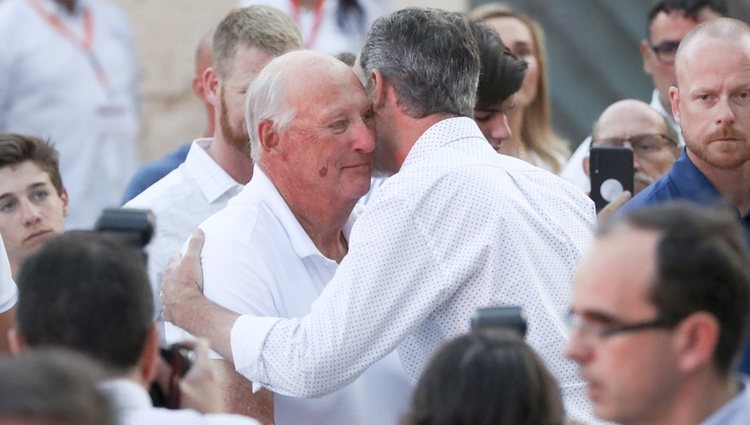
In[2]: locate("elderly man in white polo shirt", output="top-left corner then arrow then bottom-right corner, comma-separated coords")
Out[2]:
166,50 -> 411,425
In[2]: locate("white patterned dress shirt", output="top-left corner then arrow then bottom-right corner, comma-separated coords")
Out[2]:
166,167 -> 411,425
0,235 -> 17,313
0,0 -> 140,229
125,139 -> 243,328
228,117 -> 600,423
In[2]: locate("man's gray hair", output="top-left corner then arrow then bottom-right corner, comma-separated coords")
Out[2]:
245,63 -> 295,162
213,6 -> 302,77
359,8 -> 480,118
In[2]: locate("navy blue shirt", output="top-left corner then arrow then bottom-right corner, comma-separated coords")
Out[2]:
618,148 -> 750,373
120,143 -> 191,204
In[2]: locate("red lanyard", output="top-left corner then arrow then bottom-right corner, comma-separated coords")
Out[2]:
27,0 -> 108,87
291,0 -> 325,49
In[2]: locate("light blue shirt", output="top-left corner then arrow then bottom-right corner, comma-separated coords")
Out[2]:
700,380 -> 750,425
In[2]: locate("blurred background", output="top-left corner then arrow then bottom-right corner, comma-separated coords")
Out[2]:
114,0 -> 750,160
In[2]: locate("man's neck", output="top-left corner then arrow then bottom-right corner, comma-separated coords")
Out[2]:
687,148 -> 750,215
261,164 -> 355,263
205,136 -> 253,185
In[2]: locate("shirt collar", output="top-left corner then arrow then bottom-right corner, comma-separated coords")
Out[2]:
184,139 -> 244,204
40,0 -> 85,17
699,379 -> 749,425
247,166 -> 357,261
98,378 -> 152,412
401,116 -> 486,169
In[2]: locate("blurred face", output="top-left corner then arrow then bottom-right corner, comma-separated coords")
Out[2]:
0,161 -> 67,272
485,16 -> 539,109
281,68 -> 376,203
217,47 -> 275,154
590,103 -> 679,194
474,94 -> 517,151
671,37 -> 750,171
565,228 -> 682,425
641,10 -> 716,109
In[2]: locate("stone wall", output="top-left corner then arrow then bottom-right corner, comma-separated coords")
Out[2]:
113,0 -> 469,162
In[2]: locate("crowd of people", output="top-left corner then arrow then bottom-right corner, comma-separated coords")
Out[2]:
0,0 -> 749,424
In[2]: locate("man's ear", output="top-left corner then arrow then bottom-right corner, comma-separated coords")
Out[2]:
139,325 -> 160,386
8,327 -> 26,356
203,67 -> 221,107
669,85 -> 681,124
370,69 -> 388,109
582,156 -> 591,179
60,189 -> 69,217
673,312 -> 719,373
641,40 -> 653,75
257,120 -> 280,158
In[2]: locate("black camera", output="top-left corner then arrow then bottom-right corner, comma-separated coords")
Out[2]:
471,306 -> 528,338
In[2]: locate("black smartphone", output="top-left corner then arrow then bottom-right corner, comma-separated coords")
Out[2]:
589,147 -> 634,212
470,306 -> 527,338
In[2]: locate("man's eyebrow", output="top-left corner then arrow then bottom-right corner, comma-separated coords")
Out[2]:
572,308 -> 619,324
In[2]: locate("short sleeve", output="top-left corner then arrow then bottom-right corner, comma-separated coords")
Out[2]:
0,235 -> 18,313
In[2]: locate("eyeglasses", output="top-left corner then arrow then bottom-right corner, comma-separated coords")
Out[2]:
649,40 -> 680,65
567,312 -> 675,342
592,134 -> 675,159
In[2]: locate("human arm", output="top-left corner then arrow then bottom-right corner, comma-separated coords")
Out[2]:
596,190 -> 631,226
212,360 -> 274,424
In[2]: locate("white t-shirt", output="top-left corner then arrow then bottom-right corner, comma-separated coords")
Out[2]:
0,235 -> 17,314
166,167 -> 411,425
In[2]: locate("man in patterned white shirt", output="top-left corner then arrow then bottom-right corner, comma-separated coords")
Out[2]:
125,6 -> 302,331
163,8 -> 599,423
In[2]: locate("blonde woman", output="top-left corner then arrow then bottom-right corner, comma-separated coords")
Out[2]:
469,3 -> 570,174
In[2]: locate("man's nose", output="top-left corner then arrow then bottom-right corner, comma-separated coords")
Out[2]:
21,200 -> 42,226
564,331 -> 591,364
354,116 -> 376,154
491,113 -> 512,144
715,97 -> 736,126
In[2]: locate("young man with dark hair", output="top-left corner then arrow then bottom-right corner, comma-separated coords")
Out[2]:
0,133 -> 67,276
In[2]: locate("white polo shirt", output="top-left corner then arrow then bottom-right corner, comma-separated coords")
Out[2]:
166,166 -> 411,425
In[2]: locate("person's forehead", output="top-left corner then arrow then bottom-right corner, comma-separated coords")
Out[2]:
573,228 -> 660,313
650,10 -> 700,42
677,36 -> 750,83
0,161 -> 52,195
595,106 -> 665,140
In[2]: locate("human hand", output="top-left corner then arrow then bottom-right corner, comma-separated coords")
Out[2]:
597,190 -> 631,225
177,338 -> 223,414
161,229 -> 205,326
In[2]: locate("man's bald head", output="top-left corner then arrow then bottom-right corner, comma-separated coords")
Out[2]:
593,99 -> 672,141
675,18 -> 750,84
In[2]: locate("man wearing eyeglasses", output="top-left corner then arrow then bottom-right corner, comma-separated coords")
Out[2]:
566,202 -> 750,425
585,99 -> 680,195
641,0 -> 726,145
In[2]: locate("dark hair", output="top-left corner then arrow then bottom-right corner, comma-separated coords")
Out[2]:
15,231 -> 154,374
403,328 -> 564,425
336,0 -> 365,33
470,21 -> 527,110
647,0 -> 728,38
609,202 -> 750,375
0,348 -> 116,425
0,133 -> 65,195
360,8 -> 479,119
